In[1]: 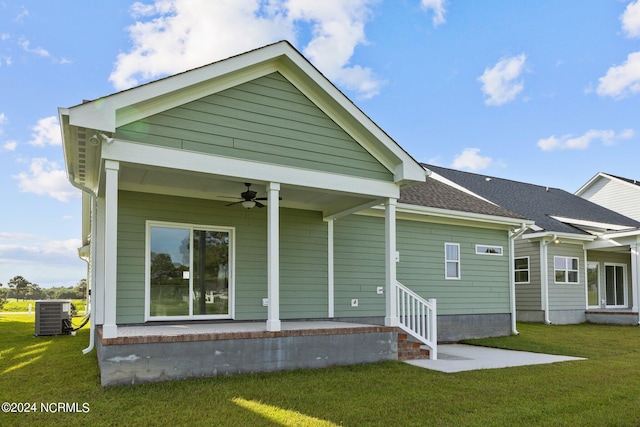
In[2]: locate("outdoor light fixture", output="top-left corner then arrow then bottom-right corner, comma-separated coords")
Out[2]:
88,132 -> 113,146
241,200 -> 256,209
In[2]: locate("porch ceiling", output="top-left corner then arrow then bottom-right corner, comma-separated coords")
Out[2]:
116,162 -> 381,217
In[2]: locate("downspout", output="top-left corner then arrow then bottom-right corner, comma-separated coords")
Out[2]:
509,223 -> 528,335
65,170 -> 97,355
541,234 -> 557,325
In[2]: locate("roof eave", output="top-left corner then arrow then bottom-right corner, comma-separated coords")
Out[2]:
395,202 -> 534,228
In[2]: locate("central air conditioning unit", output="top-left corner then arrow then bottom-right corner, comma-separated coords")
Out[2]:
35,300 -> 72,336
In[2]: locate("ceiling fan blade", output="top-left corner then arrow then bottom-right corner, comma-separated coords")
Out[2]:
225,201 -> 243,207
254,197 -> 282,201
255,201 -> 265,208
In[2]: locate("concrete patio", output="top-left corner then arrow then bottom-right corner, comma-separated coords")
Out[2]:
406,344 -> 585,373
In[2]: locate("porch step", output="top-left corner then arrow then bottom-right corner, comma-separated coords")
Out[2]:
397,333 -> 430,361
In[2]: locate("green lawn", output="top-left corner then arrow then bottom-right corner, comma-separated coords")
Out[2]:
2,315 -> 640,426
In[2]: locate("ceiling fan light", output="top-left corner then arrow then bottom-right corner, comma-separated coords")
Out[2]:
241,200 -> 256,209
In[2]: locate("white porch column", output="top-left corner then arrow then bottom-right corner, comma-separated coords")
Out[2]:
385,198 -> 398,327
102,160 -> 119,339
93,197 -> 106,326
631,242 -> 640,316
266,182 -> 281,332
327,219 -> 335,318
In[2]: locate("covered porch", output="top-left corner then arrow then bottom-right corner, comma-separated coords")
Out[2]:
96,320 -> 398,386
585,231 -> 640,325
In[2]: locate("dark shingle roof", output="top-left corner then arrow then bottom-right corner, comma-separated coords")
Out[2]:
426,164 -> 640,235
399,176 -> 527,220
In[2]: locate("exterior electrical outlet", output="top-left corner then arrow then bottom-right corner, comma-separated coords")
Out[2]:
351,299 -> 358,307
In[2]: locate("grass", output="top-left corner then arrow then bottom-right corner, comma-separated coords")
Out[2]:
2,299 -> 86,313
2,316 -> 640,426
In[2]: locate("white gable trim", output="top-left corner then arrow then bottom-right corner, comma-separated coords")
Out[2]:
63,41 -> 425,185
549,215 -> 632,232
576,172 -> 640,196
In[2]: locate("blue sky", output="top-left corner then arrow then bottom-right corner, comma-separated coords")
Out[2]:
1,0 -> 639,287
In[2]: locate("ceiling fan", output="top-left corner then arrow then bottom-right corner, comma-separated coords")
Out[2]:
225,183 -> 280,209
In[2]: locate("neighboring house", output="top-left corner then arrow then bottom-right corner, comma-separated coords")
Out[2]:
60,41 -> 531,386
576,172 -> 640,222
427,164 -> 640,325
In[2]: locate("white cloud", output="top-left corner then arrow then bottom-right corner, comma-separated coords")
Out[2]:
477,54 -> 527,106
12,158 -> 79,202
18,38 -> 50,58
3,141 -> 17,151
28,116 -> 61,147
537,129 -> 634,151
0,112 -> 6,134
451,148 -> 493,171
14,7 -> 29,22
289,0 -> 384,98
622,0 -> 640,38
109,0 -> 383,99
421,0 -> 446,26
597,51 -> 640,99
0,236 -> 84,287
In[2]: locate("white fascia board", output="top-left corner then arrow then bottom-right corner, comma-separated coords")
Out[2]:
575,172 -> 640,196
601,228 -> 640,240
390,202 -> 532,228
428,171 -> 498,206
522,231 -> 596,242
68,49 -> 285,132
574,172 -> 605,196
276,55 -> 425,184
549,215 -> 632,232
101,139 -> 400,199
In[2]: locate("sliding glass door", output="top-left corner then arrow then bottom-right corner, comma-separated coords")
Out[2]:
605,264 -> 626,308
147,222 -> 233,320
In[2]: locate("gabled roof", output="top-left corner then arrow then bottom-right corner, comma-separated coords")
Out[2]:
575,172 -> 640,196
60,41 -> 425,193
426,164 -> 640,236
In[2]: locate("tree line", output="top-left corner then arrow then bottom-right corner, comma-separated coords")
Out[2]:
0,276 -> 87,310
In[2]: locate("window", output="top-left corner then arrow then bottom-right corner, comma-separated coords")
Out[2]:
605,263 -> 626,307
554,256 -> 579,284
445,243 -> 460,279
476,245 -> 503,255
146,221 -> 234,320
514,257 -> 529,284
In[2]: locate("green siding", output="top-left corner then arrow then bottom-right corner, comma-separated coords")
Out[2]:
397,220 -> 511,315
514,239 -> 542,310
333,214 -> 512,317
115,190 -> 328,324
115,73 -> 392,181
334,215 -> 386,317
547,243 -> 586,310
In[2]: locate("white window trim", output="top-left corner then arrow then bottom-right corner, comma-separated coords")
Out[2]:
586,261 -> 600,308
145,220 -> 236,322
554,256 -> 579,284
604,262 -> 627,308
514,256 -> 530,284
475,244 -> 503,256
445,242 -> 461,280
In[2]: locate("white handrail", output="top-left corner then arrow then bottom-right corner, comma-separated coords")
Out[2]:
396,281 -> 437,360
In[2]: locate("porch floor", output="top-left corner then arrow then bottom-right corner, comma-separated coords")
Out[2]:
99,320 -> 394,345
